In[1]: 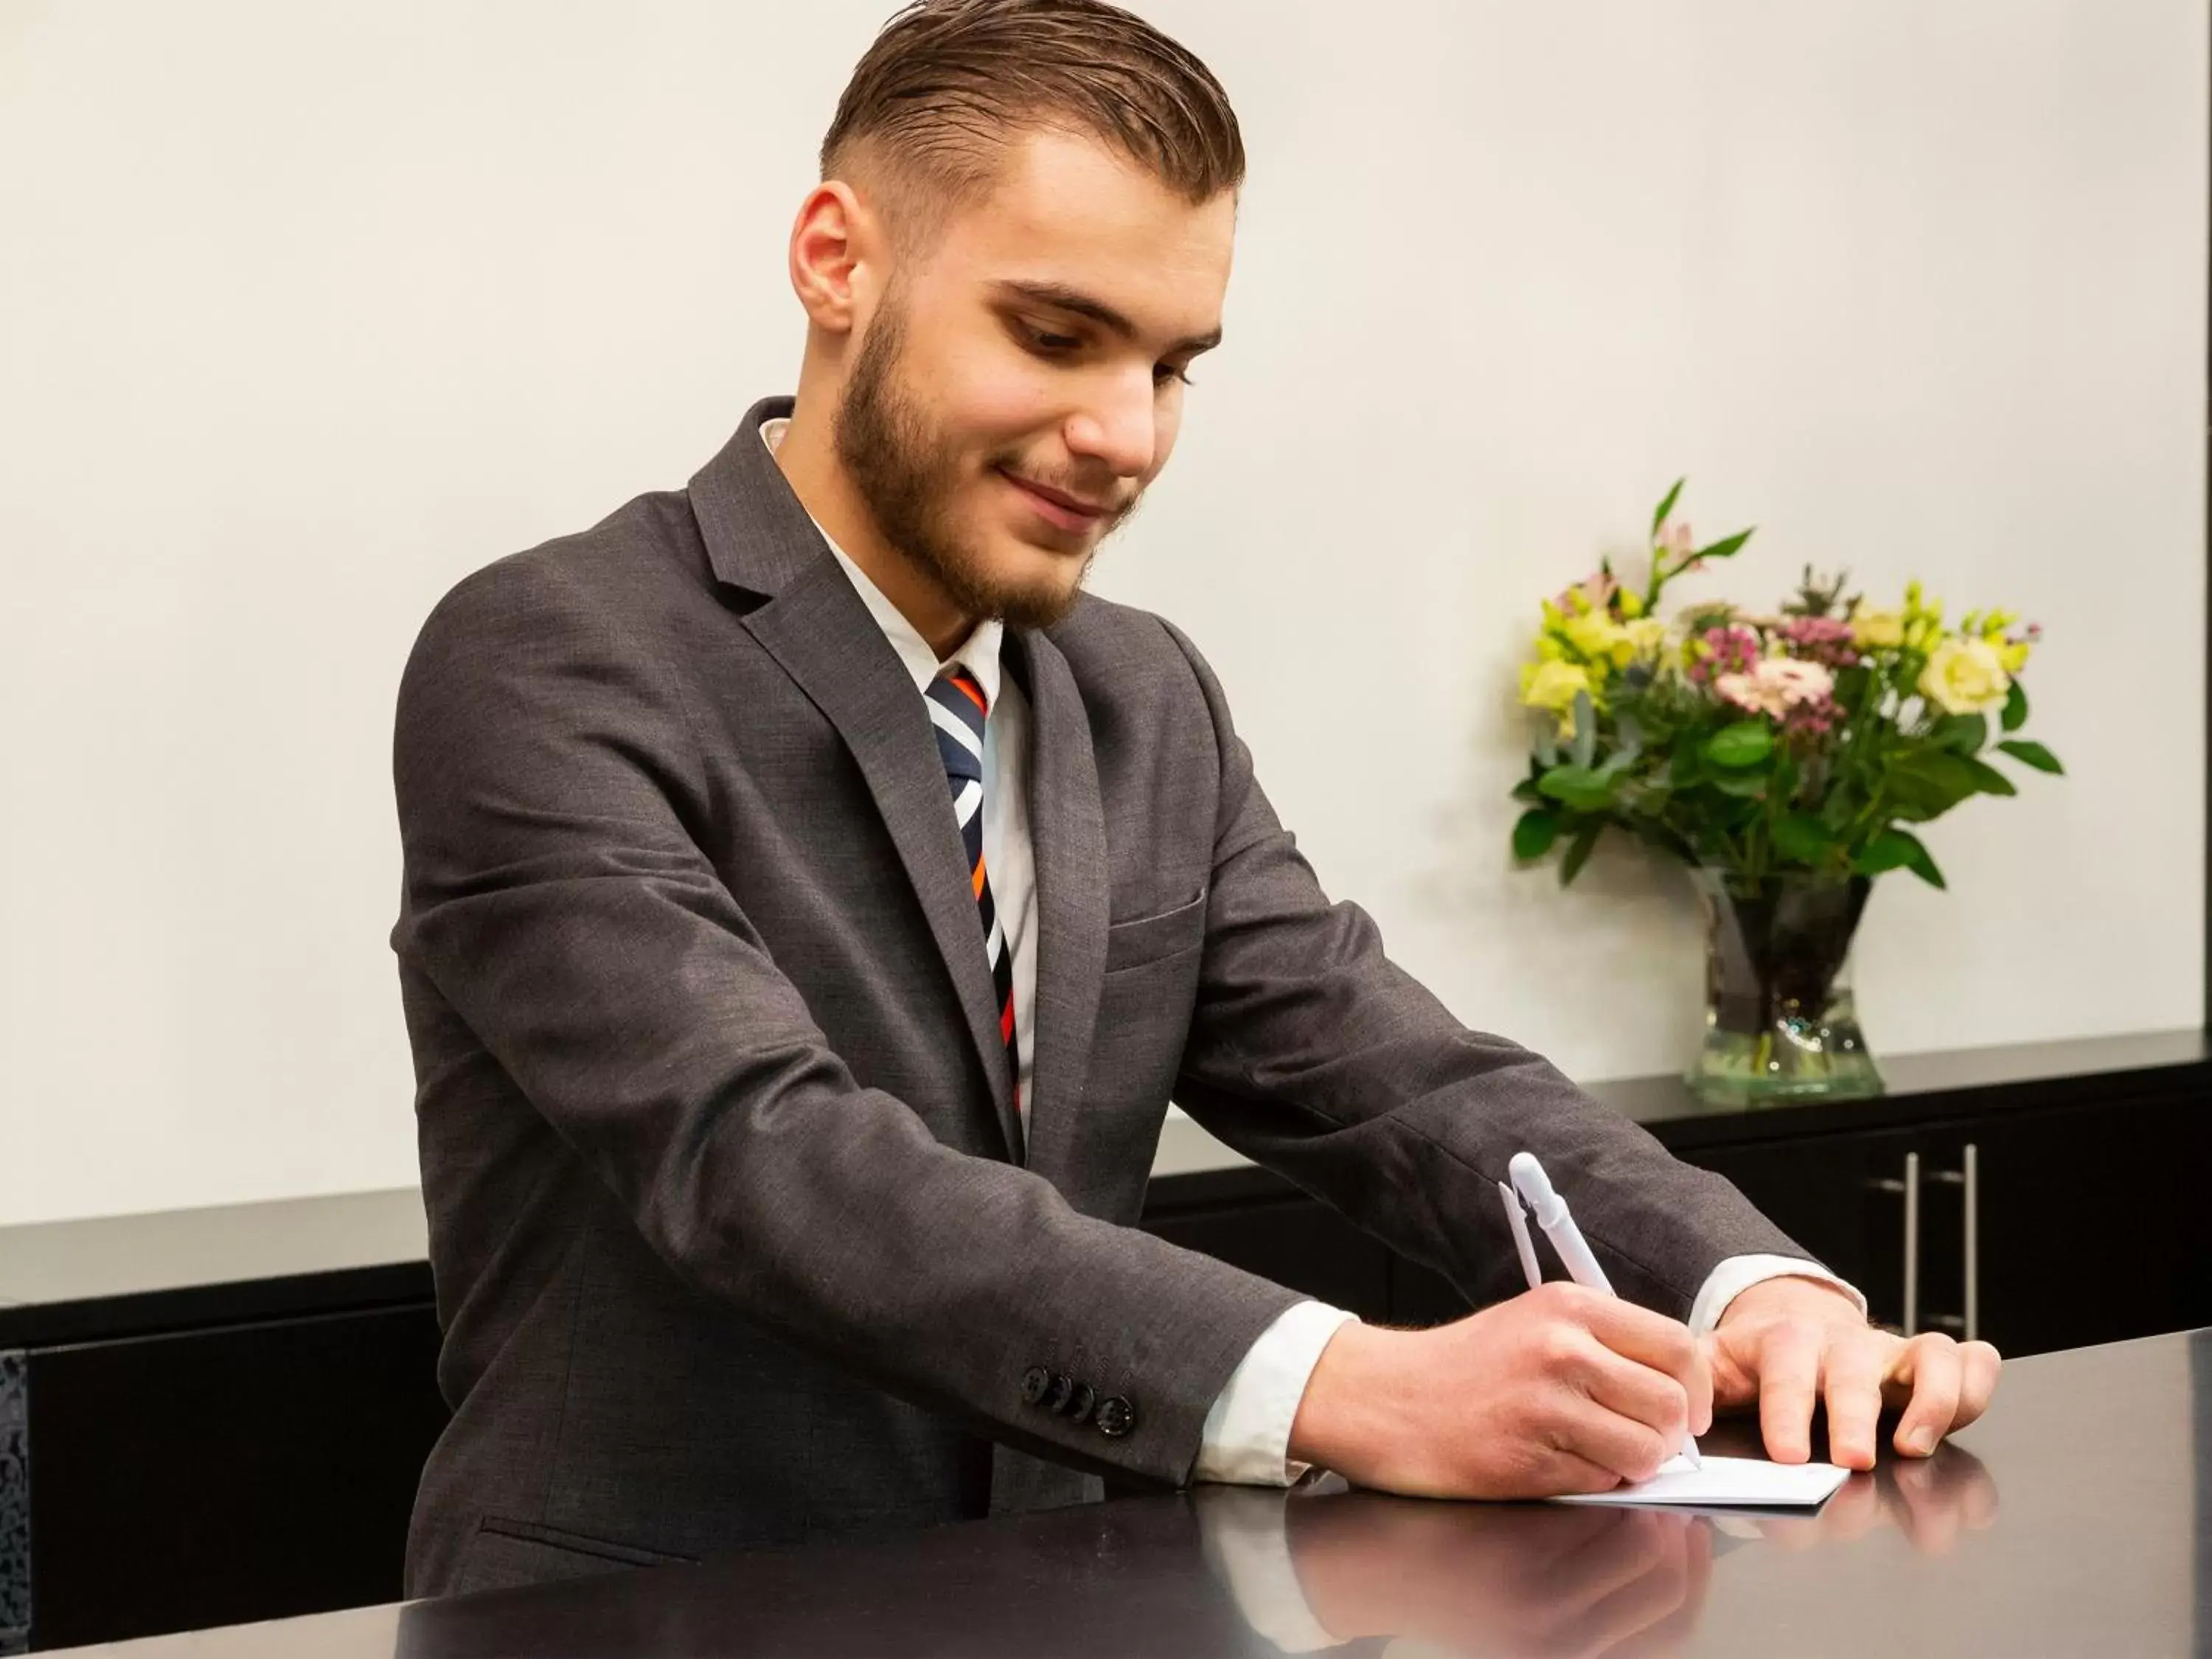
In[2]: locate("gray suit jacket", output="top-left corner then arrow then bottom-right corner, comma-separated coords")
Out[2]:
390,394 -> 1810,1599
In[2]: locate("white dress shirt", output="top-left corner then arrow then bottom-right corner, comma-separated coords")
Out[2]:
759,416 -> 1863,1487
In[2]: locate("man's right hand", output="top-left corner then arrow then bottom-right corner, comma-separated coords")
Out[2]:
1286,1282 -> 1712,1498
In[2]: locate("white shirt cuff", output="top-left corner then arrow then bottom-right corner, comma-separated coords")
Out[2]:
1195,1301 -> 1360,1486
1688,1253 -> 1868,1335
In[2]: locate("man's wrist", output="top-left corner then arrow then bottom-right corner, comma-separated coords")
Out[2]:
1717,1273 -> 1865,1328
1693,1254 -> 1868,1335
1286,1319 -> 1404,1474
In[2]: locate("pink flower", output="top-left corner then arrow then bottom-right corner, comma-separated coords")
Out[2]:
1714,657 -> 1834,720
1700,624 -> 1762,678
1779,615 -> 1861,668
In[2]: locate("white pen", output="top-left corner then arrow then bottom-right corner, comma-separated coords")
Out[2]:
1505,1152 -> 1704,1471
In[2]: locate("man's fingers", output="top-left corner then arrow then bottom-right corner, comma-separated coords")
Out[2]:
1542,1443 -> 1636,1498
1571,1288 -> 1713,1439
1755,1322 -> 1824,1464
1555,1395 -> 1675,1486
1889,1334 -> 1964,1457
1950,1340 -> 2003,1434
1821,1334 -> 1887,1470
1574,1287 -> 1700,1383
1574,1336 -> 1695,1455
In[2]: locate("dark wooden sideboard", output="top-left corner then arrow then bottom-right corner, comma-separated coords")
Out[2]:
3,1029 -> 2206,1651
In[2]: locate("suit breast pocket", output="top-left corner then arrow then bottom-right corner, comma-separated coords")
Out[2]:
1102,888 -> 1208,975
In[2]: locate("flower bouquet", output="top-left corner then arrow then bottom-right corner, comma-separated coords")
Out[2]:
1509,480 -> 2063,1102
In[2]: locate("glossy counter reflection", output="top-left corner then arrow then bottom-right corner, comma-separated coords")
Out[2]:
83,1329 -> 2206,1657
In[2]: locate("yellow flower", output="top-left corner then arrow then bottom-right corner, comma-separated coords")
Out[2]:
1618,588 -> 1646,620
1849,604 -> 1906,650
2000,641 -> 2031,675
1521,659 -> 1593,728
1626,617 -> 1669,661
1562,611 -> 1634,668
1919,637 -> 2011,716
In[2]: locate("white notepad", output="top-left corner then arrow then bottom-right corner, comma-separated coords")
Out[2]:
1551,1453 -> 1850,1509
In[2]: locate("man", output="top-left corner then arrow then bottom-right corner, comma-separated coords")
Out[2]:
391,0 -> 2000,1598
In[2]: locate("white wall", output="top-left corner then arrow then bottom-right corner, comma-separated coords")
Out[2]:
1,0 -> 2202,1226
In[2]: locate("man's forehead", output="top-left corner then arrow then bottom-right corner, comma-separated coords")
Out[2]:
938,130 -> 1235,343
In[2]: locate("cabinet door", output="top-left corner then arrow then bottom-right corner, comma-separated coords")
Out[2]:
1918,1093 -> 2212,1358
27,1302 -> 448,1649
1681,1129 -> 1921,1332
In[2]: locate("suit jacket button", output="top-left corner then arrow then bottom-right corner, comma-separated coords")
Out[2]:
1045,1373 -> 1074,1413
1066,1383 -> 1096,1425
1020,1366 -> 1051,1405
1094,1396 -> 1136,1439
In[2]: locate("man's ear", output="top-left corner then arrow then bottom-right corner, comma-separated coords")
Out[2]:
788,180 -> 872,336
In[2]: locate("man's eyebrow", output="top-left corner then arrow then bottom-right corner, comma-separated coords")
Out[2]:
991,279 -> 1223,355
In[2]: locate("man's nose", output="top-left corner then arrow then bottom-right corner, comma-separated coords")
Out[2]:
1064,369 -> 1158,481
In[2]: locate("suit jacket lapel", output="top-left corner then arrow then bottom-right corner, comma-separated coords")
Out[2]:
1006,627 -> 1108,1183
687,399 -> 1022,1161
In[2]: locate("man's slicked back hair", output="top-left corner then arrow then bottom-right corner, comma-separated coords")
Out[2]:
820,0 -> 1244,246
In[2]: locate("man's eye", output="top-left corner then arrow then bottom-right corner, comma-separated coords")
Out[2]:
1020,321 -> 1193,387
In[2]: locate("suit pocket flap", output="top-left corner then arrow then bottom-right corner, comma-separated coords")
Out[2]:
1104,888 -> 1207,974
459,1514 -> 698,1595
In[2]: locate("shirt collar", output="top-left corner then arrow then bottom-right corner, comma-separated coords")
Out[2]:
758,416 -> 1004,709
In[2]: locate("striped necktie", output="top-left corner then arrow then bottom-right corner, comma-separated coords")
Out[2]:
924,667 -> 1020,1108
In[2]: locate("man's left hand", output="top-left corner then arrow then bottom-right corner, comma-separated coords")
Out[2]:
1705,1277 -> 2001,1470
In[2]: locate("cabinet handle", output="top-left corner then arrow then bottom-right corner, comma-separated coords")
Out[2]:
1866,1152 -> 1921,1336
1929,1144 -> 1979,1342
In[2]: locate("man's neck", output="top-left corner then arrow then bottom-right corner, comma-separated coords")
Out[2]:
768,403 -> 975,659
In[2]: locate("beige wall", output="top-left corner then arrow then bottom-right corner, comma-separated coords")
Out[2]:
1,0 -> 2202,1225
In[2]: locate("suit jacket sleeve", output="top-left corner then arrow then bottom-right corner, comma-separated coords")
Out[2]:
390,560 -> 1305,1485
1155,619 -> 1816,1319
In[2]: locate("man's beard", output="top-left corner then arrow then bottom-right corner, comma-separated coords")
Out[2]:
832,299 -> 1109,633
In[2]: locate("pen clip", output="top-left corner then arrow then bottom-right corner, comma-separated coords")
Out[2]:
1498,1180 -> 1544,1293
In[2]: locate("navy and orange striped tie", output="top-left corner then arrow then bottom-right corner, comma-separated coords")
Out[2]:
925,667 -> 1020,1108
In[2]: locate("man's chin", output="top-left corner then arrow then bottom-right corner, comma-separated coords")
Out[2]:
991,577 -> 1087,632
972,546 -> 1092,630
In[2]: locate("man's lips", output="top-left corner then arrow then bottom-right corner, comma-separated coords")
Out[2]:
1001,468 -> 1114,524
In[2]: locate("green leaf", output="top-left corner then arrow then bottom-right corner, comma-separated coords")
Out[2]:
1570,691 -> 1597,770
1560,821 -> 1603,886
1887,751 -> 1985,818
1995,739 -> 2065,775
1772,813 -> 1834,863
1692,527 -> 1755,563
1511,777 -> 1545,806
1651,477 -> 1686,538
1958,755 -> 2017,797
1907,840 -> 1949,889
1931,714 -> 1987,754
2001,681 -> 2029,733
1709,771 -> 1769,799
1853,829 -> 1919,877
1705,720 -> 1775,769
1512,808 -> 1560,862
1854,827 -> 1947,889
1537,765 -> 1618,812
1533,720 -> 1559,768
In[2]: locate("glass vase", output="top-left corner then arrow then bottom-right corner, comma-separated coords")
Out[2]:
1687,869 -> 1884,1105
